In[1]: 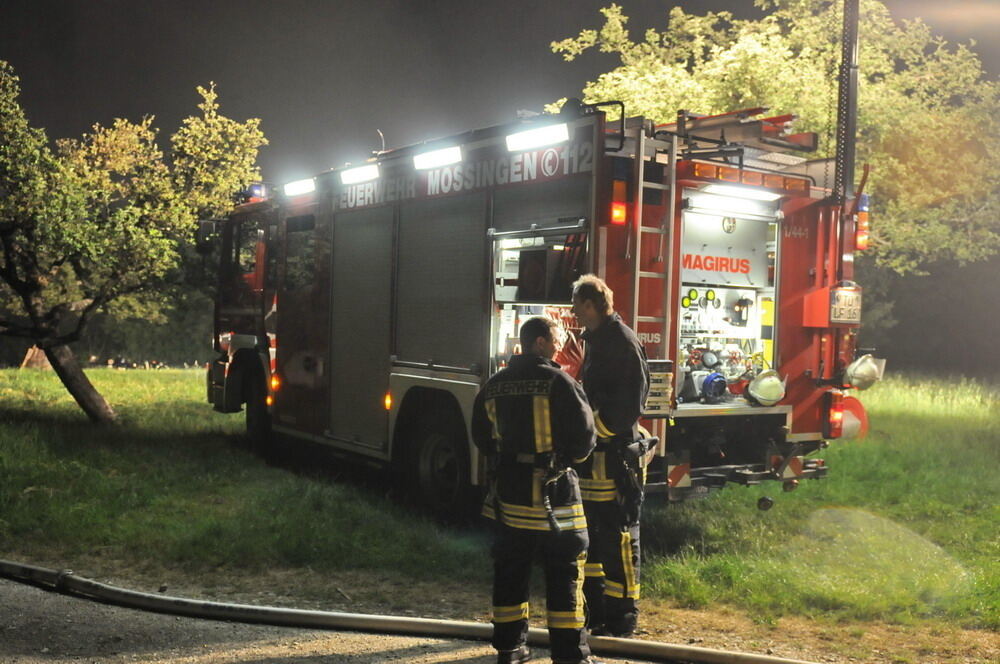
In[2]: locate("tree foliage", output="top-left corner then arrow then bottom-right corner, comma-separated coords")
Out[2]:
0,60 -> 266,421
549,0 -> 999,273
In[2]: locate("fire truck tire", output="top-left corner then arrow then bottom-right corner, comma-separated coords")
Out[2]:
245,370 -> 272,456
413,420 -> 473,517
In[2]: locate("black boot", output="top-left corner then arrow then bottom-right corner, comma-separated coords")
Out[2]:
497,644 -> 532,664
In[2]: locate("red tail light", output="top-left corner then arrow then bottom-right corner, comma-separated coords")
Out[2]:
825,389 -> 845,438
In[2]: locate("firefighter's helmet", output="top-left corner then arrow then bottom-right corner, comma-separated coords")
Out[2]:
747,370 -> 785,406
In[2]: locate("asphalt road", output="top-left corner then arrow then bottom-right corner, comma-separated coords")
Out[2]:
0,579 -> 634,663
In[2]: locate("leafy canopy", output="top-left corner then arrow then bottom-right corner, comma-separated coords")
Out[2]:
549,0 -> 999,273
0,61 -> 266,345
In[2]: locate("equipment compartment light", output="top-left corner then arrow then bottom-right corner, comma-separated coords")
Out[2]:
685,192 -> 775,218
505,122 -> 569,152
340,164 -> 380,185
702,184 -> 783,201
413,146 -> 462,170
283,178 -> 315,197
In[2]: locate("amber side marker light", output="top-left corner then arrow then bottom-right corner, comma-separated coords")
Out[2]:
270,374 -> 281,391
610,179 -> 628,225
855,193 -> 871,251
384,391 -> 392,411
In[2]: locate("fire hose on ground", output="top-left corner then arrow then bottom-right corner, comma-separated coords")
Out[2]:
0,558 -> 820,664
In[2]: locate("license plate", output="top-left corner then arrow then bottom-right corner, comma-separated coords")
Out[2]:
830,287 -> 862,323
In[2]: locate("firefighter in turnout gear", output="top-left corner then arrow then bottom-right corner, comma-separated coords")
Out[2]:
571,275 -> 650,638
472,316 -> 601,664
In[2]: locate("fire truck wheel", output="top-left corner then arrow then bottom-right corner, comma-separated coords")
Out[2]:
413,424 -> 471,516
245,372 -> 272,455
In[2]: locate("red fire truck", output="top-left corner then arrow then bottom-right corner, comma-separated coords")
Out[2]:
203,100 -> 883,511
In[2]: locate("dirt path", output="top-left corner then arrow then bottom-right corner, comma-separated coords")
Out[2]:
1,561 -> 996,664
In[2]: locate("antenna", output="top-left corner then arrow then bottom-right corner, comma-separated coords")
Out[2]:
375,129 -> 386,156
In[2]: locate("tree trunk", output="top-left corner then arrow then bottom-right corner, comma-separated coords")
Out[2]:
43,344 -> 117,424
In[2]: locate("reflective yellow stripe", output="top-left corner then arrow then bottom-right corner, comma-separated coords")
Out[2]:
620,530 -> 640,599
498,499 -> 584,519
532,468 -> 543,507
604,579 -> 625,598
594,412 -> 614,438
581,488 -> 618,502
533,395 -> 553,452
547,611 -> 585,629
578,477 -> 615,489
584,562 -> 605,578
580,471 -> 617,502
493,603 -> 530,623
575,551 -> 586,621
485,399 -> 501,441
499,513 -> 588,531
602,581 -> 640,599
592,451 -> 608,481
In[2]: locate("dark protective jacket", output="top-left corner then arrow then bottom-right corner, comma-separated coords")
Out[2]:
575,312 -> 650,503
580,313 -> 649,439
472,353 -> 597,531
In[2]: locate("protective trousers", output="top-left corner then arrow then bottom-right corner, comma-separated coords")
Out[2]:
492,523 -> 591,663
582,499 -> 641,635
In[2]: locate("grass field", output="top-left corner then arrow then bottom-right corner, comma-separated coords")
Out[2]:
642,376 -> 999,628
0,368 -> 997,629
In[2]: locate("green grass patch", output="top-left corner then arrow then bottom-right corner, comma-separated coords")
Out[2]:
642,375 -> 1000,628
0,368 -> 489,584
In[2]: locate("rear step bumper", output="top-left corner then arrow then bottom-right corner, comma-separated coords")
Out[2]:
645,458 -> 827,495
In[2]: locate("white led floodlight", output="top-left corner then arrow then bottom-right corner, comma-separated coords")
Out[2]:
283,178 -> 316,197
505,123 -> 569,152
413,146 -> 462,170
340,164 -> 380,185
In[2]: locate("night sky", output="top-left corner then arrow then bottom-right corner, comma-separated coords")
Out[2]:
2,1 -> 997,186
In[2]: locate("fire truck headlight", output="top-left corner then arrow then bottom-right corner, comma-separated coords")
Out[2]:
505,123 -> 569,152
748,370 -> 785,406
844,354 -> 884,390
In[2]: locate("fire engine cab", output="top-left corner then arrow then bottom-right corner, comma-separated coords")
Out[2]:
204,101 -> 883,511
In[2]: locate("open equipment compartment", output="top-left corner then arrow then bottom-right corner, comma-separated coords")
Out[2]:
675,186 -> 782,409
